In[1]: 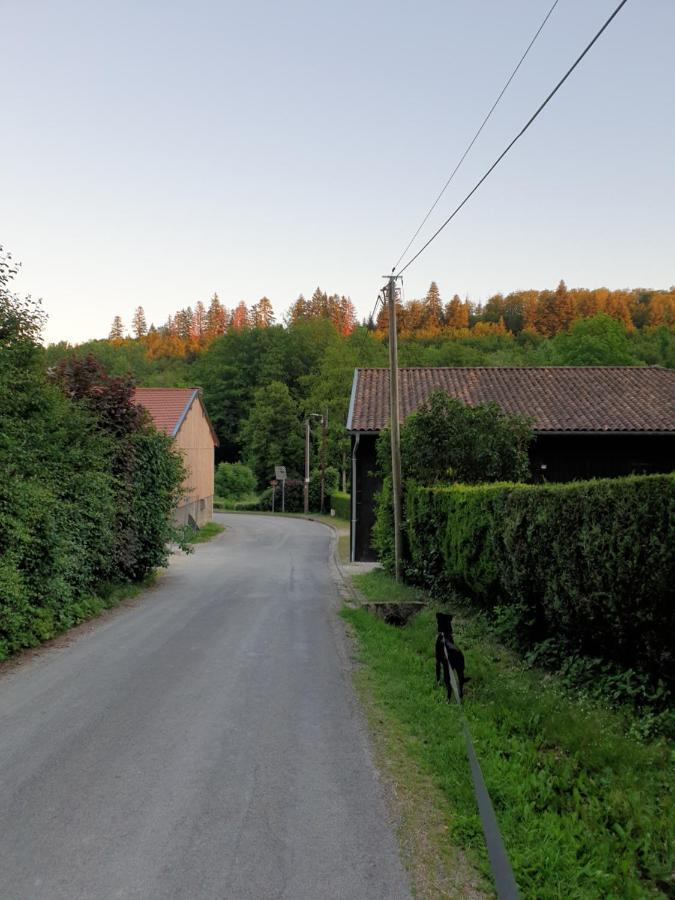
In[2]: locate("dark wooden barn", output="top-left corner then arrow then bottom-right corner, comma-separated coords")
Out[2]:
347,366 -> 675,562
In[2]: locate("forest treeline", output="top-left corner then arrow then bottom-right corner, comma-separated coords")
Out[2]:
46,276 -> 675,493
105,280 -> 675,357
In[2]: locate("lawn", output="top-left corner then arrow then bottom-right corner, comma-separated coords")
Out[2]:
343,571 -> 673,899
185,521 -> 226,543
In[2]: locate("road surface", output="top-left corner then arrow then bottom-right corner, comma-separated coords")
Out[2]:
0,514 -> 410,899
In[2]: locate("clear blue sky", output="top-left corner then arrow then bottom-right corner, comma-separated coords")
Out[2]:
2,0 -> 673,344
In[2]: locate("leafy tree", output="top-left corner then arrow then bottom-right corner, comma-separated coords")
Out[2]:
239,381 -> 303,485
552,314 -> 634,366
379,390 -> 533,485
215,462 -> 257,500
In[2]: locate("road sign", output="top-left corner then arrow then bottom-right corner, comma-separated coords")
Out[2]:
275,466 -> 287,481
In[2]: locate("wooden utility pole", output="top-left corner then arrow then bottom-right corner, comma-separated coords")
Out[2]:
387,275 -> 403,581
303,419 -> 311,513
320,409 -> 328,513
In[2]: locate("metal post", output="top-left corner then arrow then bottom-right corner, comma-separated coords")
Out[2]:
272,483 -> 276,513
320,409 -> 327,514
281,478 -> 285,512
387,276 -> 403,581
303,419 -> 310,513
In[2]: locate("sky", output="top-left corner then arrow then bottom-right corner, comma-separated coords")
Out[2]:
2,0 -> 674,345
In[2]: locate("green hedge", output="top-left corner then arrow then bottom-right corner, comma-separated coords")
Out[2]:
330,491 -> 351,521
403,475 -> 675,684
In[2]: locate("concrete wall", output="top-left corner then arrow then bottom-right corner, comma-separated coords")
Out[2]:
174,398 -> 215,528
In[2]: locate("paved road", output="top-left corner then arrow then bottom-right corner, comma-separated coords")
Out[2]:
0,514 -> 410,900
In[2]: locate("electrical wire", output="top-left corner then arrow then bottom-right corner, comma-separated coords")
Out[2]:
392,0 -> 561,273
396,0 -> 630,276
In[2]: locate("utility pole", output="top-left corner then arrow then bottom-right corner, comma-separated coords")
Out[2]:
320,409 -> 327,514
303,418 -> 311,513
387,275 -> 403,581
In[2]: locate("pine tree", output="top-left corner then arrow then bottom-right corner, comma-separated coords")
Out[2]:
308,287 -> 328,318
206,293 -> 228,336
132,306 -> 147,339
423,281 -> 443,331
289,294 -> 308,322
444,294 -> 469,329
109,315 -> 124,341
231,301 -> 249,330
250,296 -> 275,328
192,300 -> 207,340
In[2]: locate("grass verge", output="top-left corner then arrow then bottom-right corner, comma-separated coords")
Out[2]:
185,521 -> 226,543
343,571 -> 673,899
0,574 -> 158,663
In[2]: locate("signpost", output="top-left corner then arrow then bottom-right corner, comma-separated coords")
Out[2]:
274,466 -> 287,512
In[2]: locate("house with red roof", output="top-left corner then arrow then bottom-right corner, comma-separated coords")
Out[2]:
347,366 -> 675,561
134,388 -> 219,527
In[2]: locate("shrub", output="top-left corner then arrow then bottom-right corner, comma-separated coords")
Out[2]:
215,461 -> 257,500
330,491 -> 351,520
381,390 -> 533,484
403,474 -> 675,686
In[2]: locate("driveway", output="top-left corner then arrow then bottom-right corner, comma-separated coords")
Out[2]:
0,514 -> 410,899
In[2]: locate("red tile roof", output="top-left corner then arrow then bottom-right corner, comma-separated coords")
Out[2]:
133,388 -> 220,443
347,367 -> 675,434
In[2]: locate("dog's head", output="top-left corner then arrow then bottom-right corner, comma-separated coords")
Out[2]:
436,612 -> 454,636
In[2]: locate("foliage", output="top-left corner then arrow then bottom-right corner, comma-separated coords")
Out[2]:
52,353 -> 188,580
395,390 -> 533,484
0,267 -> 188,657
330,491 -> 351,521
402,475 -> 675,692
550,313 -> 634,365
214,462 -> 257,500
184,521 -> 226,543
343,601 -> 673,899
239,380 -> 304,485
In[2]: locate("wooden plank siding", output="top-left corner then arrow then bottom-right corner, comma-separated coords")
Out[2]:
174,398 -> 216,527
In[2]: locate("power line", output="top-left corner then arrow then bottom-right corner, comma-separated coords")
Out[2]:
392,0 -> 561,273
396,0 -> 630,277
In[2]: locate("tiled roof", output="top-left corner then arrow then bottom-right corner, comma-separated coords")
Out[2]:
133,388 -> 200,437
347,367 -> 675,434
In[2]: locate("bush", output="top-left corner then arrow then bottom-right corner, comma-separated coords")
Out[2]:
215,462 -> 257,500
330,491 -> 351,520
0,273 -> 188,658
403,474 -> 675,686
383,390 -> 532,484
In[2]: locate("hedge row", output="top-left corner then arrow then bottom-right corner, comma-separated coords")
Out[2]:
330,491 -> 351,521
402,475 -> 675,685
0,296 -> 187,658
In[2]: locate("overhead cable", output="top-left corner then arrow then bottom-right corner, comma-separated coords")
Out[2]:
396,0 -> 630,276
392,0 -> 561,273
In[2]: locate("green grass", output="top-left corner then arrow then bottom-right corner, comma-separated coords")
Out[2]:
352,568 -> 427,604
213,494 -> 258,510
342,576 -> 673,899
185,521 -> 226,543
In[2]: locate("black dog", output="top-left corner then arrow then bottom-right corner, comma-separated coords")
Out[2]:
435,612 -> 466,700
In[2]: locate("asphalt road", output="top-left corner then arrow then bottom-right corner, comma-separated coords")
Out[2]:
0,514 -> 410,900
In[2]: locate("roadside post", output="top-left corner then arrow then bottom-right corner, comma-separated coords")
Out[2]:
271,479 -> 278,512
275,465 -> 287,512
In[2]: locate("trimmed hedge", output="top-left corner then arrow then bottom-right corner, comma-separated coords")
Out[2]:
403,475 -> 675,685
330,491 -> 351,521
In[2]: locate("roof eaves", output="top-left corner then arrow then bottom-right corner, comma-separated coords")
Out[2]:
171,389 -> 199,438
346,368 -> 359,431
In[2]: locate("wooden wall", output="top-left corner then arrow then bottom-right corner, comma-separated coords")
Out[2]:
174,398 -> 215,526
